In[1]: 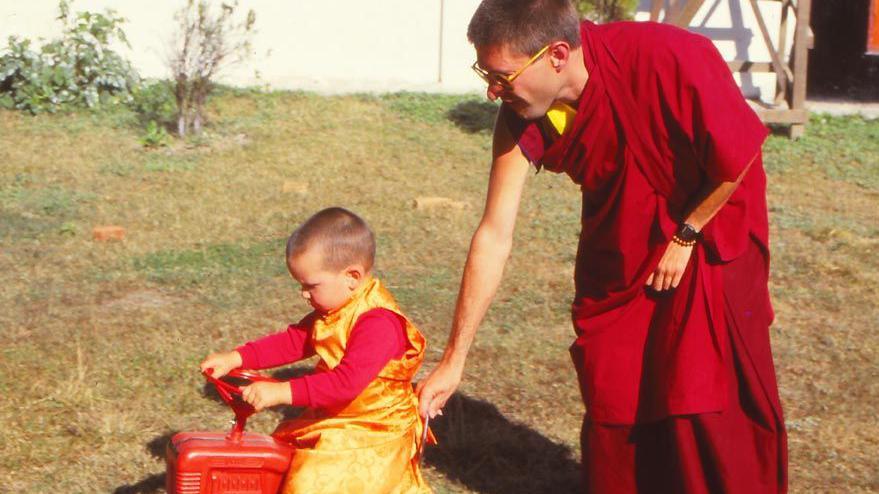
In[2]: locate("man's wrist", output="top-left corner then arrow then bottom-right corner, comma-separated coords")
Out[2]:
440,348 -> 467,373
672,222 -> 701,247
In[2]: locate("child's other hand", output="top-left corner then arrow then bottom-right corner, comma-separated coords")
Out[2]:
241,381 -> 292,411
199,351 -> 243,378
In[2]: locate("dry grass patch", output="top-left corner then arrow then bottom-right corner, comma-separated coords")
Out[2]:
0,95 -> 876,493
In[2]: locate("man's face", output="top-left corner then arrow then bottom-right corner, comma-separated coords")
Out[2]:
475,43 -> 558,120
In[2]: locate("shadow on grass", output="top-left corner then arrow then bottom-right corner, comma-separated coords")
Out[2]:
425,393 -> 581,494
112,432 -> 174,493
118,385 -> 579,493
113,473 -> 165,494
447,100 -> 499,133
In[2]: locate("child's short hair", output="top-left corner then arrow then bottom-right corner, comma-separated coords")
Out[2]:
286,207 -> 376,272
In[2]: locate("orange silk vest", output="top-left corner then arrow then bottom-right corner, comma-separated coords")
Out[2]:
273,277 -> 432,494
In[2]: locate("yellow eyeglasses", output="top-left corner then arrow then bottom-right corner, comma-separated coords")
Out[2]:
471,45 -> 550,88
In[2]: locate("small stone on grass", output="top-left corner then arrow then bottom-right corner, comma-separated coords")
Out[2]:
282,181 -> 308,194
413,196 -> 468,210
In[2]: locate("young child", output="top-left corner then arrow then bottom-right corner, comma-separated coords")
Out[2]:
201,207 -> 432,494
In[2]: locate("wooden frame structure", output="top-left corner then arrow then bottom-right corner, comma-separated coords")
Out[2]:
650,0 -> 813,138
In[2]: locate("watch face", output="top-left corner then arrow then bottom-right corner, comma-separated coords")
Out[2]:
677,223 -> 699,241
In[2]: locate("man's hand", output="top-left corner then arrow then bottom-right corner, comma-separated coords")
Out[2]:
416,362 -> 463,419
241,381 -> 292,411
200,351 -> 243,378
646,241 -> 694,291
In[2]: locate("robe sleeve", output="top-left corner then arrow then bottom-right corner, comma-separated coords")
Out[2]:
499,103 -> 548,165
657,34 -> 768,183
651,31 -> 769,262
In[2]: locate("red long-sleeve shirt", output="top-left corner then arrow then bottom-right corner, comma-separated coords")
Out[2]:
236,308 -> 406,409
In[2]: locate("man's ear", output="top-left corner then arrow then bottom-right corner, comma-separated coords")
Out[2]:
548,41 -> 571,71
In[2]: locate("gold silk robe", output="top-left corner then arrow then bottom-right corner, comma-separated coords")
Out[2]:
273,277 -> 433,494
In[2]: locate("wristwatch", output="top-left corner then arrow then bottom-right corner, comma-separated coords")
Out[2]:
672,222 -> 700,247
675,222 -> 701,242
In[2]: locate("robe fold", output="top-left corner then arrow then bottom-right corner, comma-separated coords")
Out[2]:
503,20 -> 787,493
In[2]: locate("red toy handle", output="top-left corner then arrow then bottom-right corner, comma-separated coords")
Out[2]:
202,368 -> 281,440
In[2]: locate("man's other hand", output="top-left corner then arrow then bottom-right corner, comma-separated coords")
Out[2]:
416,362 -> 463,419
646,241 -> 694,291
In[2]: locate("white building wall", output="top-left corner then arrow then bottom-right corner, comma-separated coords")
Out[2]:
0,0 -> 485,93
1,1 -> 790,100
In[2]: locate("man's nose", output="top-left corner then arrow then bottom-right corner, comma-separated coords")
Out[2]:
486,83 -> 504,101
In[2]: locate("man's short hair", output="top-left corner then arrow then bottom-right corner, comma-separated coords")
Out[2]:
286,207 -> 376,272
467,0 -> 581,56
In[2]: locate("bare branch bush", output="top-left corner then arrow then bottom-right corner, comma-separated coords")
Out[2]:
168,0 -> 255,136
574,0 -> 638,23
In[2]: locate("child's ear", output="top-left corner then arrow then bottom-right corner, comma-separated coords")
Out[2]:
345,264 -> 365,289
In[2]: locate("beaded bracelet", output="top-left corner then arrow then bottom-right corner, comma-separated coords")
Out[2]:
671,235 -> 697,247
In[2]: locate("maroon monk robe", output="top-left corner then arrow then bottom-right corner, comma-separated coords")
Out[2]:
503,21 -> 787,493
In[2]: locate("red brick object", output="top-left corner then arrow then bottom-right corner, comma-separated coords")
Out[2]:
92,225 -> 126,241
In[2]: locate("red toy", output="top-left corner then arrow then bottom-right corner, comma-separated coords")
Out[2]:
166,369 -> 294,494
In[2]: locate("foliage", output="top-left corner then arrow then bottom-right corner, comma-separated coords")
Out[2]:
574,0 -> 639,22
169,0 -> 255,136
0,0 -> 138,114
139,120 -> 171,148
129,79 -> 177,128
129,81 -> 176,148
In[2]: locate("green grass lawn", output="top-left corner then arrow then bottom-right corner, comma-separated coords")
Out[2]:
0,91 -> 876,493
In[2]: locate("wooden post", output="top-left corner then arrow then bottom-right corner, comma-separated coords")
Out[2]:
776,0 -> 791,105
670,0 -> 704,27
650,0 -> 664,22
748,0 -> 791,92
789,0 -> 812,139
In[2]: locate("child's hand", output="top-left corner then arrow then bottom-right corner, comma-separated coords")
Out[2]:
199,351 -> 243,378
241,381 -> 292,411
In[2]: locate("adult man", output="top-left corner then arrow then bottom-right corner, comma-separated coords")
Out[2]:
416,0 -> 788,492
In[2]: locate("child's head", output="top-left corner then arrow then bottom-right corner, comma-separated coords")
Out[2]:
285,207 -> 376,313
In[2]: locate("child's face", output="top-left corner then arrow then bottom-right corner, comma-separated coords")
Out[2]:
287,247 -> 360,314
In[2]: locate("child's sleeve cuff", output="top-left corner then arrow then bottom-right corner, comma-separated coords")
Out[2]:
290,378 -> 311,407
235,344 -> 259,369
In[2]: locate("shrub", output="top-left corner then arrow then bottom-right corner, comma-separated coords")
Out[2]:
574,0 -> 638,23
0,0 -> 139,114
169,0 -> 255,136
139,120 -> 171,148
129,79 -> 177,128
